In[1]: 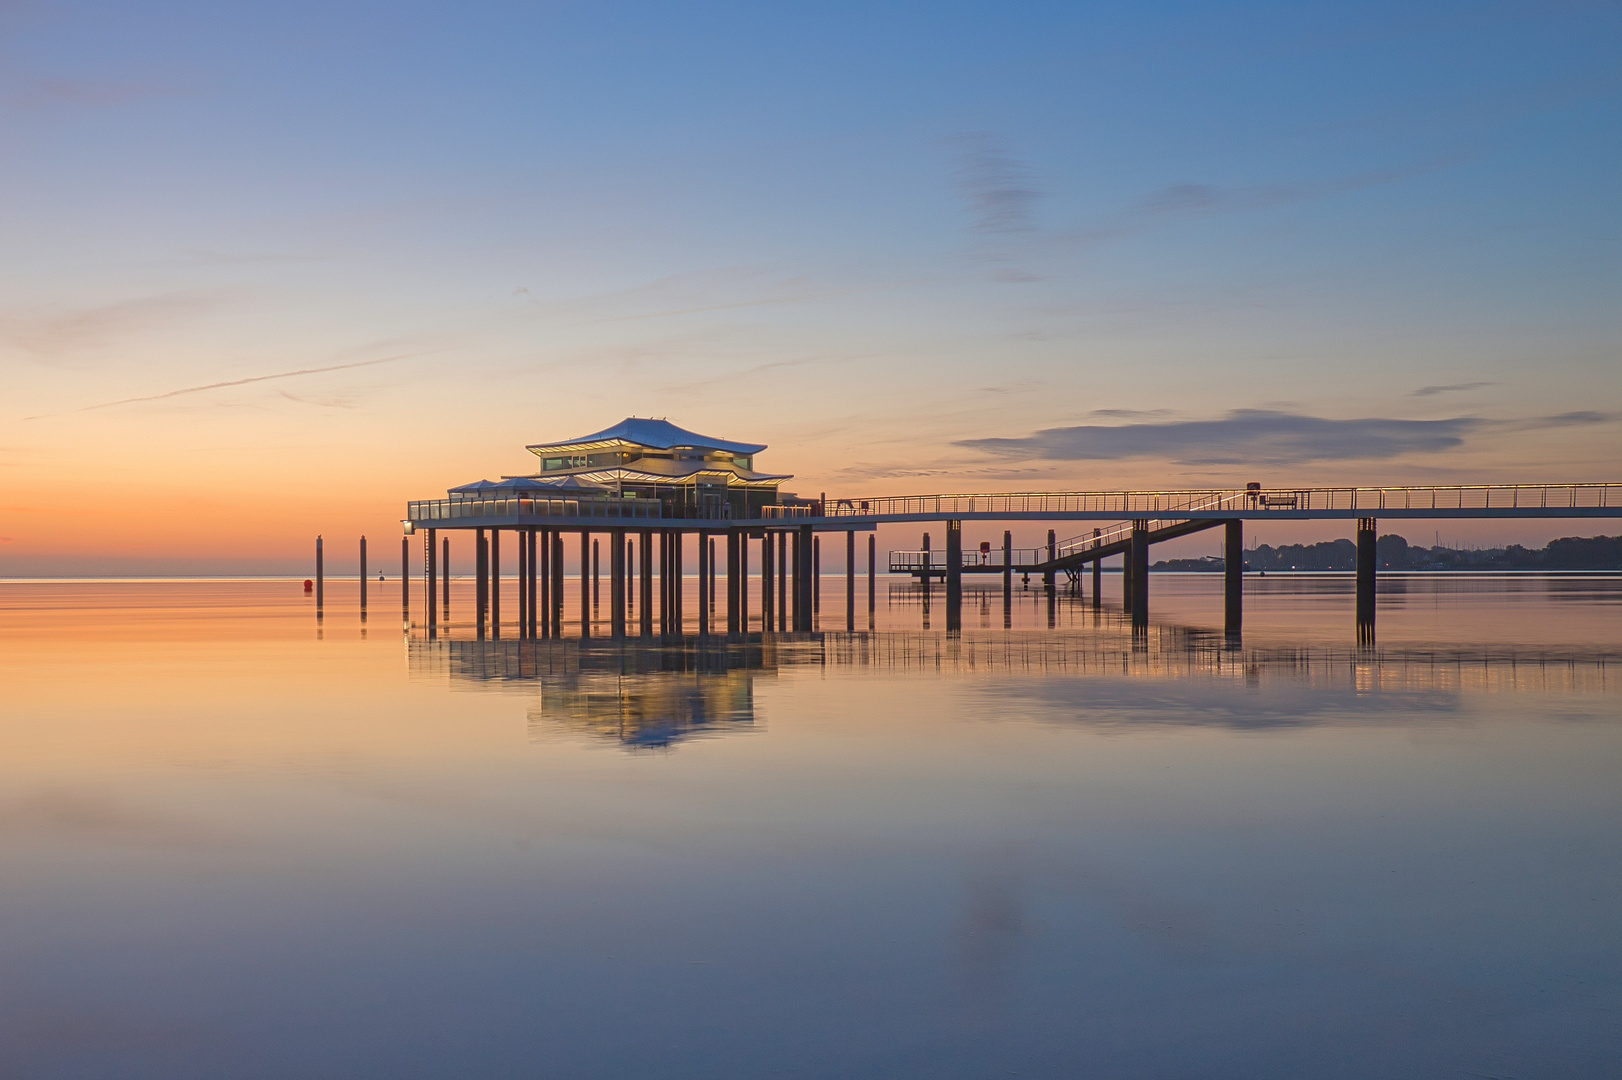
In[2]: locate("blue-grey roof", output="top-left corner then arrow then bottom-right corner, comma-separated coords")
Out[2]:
449,476 -> 615,496
527,418 -> 766,456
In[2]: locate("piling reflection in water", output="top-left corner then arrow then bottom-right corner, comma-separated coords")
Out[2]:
409,616 -> 1621,749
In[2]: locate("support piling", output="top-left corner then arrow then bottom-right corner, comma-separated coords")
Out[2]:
475,530 -> 487,636
867,534 -> 875,627
640,529 -> 654,636
491,529 -> 501,638
1357,517 -> 1377,643
426,528 -> 437,631
1091,530 -> 1102,609
611,527 -> 626,638
846,530 -> 856,632
1224,519 -> 1243,638
1130,521 -> 1149,626
796,524 -> 814,632
697,530 -> 709,638
579,531 -> 590,638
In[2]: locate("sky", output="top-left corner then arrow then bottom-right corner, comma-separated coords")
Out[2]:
3,0 -> 1619,574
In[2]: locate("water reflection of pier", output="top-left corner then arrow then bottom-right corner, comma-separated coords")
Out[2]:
409,636 -> 826,749
410,627 -> 1618,749
818,629 -> 1621,697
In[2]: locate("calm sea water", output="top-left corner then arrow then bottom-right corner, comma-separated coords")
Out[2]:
1,574 -> 1619,1079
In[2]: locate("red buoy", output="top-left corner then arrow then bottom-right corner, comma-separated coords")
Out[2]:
303,579 -> 313,592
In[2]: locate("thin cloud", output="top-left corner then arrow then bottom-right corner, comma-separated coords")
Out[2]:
951,133 -> 1042,236
956,409 -> 1612,467
2,292 -> 224,359
1054,152 -> 1472,254
1132,154 -> 1470,219
949,133 -> 1044,283
21,353 -> 422,421
1411,380 -> 1494,397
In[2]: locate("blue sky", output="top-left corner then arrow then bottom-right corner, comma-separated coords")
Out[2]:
3,1 -> 1619,570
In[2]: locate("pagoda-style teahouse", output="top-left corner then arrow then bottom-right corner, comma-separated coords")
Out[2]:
405,418 -> 868,642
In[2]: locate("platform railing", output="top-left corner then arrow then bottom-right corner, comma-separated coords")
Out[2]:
828,483 -> 1622,518
407,497 -> 663,523
890,515 -> 1197,573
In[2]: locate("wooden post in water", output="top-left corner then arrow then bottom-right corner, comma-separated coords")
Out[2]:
1122,543 -> 1133,615
1044,529 -> 1056,591
945,520 -> 962,633
797,524 -> 814,632
1224,519 -> 1243,638
592,539 -> 600,611
739,532 -> 750,632
359,536 -> 367,614
867,534 -> 875,627
640,529 -> 654,636
1002,530 -> 1012,628
1356,517 -> 1377,644
579,531 -> 590,638
538,529 -> 550,638
401,536 -> 410,620
1089,530 -> 1100,608
426,528 -> 437,630
550,532 -> 563,638
516,527 -> 527,638
611,527 -> 626,638
527,530 -> 538,638
442,536 -> 450,614
658,531 -> 669,636
845,530 -> 855,632
709,537 -> 717,610
475,531 -> 486,635
813,536 -> 820,617
697,530 -> 709,638
315,536 -> 324,615
789,529 -> 801,632
491,529 -> 502,638
777,532 -> 788,632
761,529 -> 774,630
726,531 -> 739,636
673,531 -> 684,636
1130,521 -> 1149,627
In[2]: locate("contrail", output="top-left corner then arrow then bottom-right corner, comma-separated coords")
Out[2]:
21,353 -> 419,421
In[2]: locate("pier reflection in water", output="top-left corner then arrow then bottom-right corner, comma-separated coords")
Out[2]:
410,619 -> 1620,749
4,578 -> 1621,1079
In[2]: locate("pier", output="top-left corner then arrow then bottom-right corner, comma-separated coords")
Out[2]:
386,418 -> 1622,643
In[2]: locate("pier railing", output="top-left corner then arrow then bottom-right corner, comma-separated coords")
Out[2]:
408,497 -> 663,523
890,516 -> 1197,572
409,483 -> 1622,530
827,483 -> 1622,518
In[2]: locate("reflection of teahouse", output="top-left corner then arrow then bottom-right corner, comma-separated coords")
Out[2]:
511,417 -> 793,519
531,669 -> 758,749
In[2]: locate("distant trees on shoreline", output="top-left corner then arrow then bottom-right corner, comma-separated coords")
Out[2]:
1151,534 -> 1622,572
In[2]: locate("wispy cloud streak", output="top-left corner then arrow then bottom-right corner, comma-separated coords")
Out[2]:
21,354 -> 420,421
1411,380 -> 1494,397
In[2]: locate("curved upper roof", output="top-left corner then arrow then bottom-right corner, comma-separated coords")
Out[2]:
526,418 -> 766,457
